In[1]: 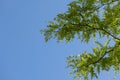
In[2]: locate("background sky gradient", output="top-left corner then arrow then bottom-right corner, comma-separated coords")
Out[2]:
0,0 -> 120,80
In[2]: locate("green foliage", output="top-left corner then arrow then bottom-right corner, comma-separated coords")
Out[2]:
41,0 -> 120,80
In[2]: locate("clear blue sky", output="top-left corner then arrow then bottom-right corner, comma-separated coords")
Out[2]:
0,0 -> 119,80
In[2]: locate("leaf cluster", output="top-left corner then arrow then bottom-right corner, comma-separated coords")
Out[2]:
41,0 -> 120,80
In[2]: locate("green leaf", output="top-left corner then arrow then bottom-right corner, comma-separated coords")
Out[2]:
95,41 -> 103,48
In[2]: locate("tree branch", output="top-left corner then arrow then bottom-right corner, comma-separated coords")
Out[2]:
71,23 -> 120,41
86,24 -> 120,41
89,48 -> 114,65
78,47 -> 114,69
100,28 -> 120,40
90,0 -> 119,13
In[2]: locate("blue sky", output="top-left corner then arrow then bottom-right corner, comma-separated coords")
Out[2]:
0,0 -> 120,80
